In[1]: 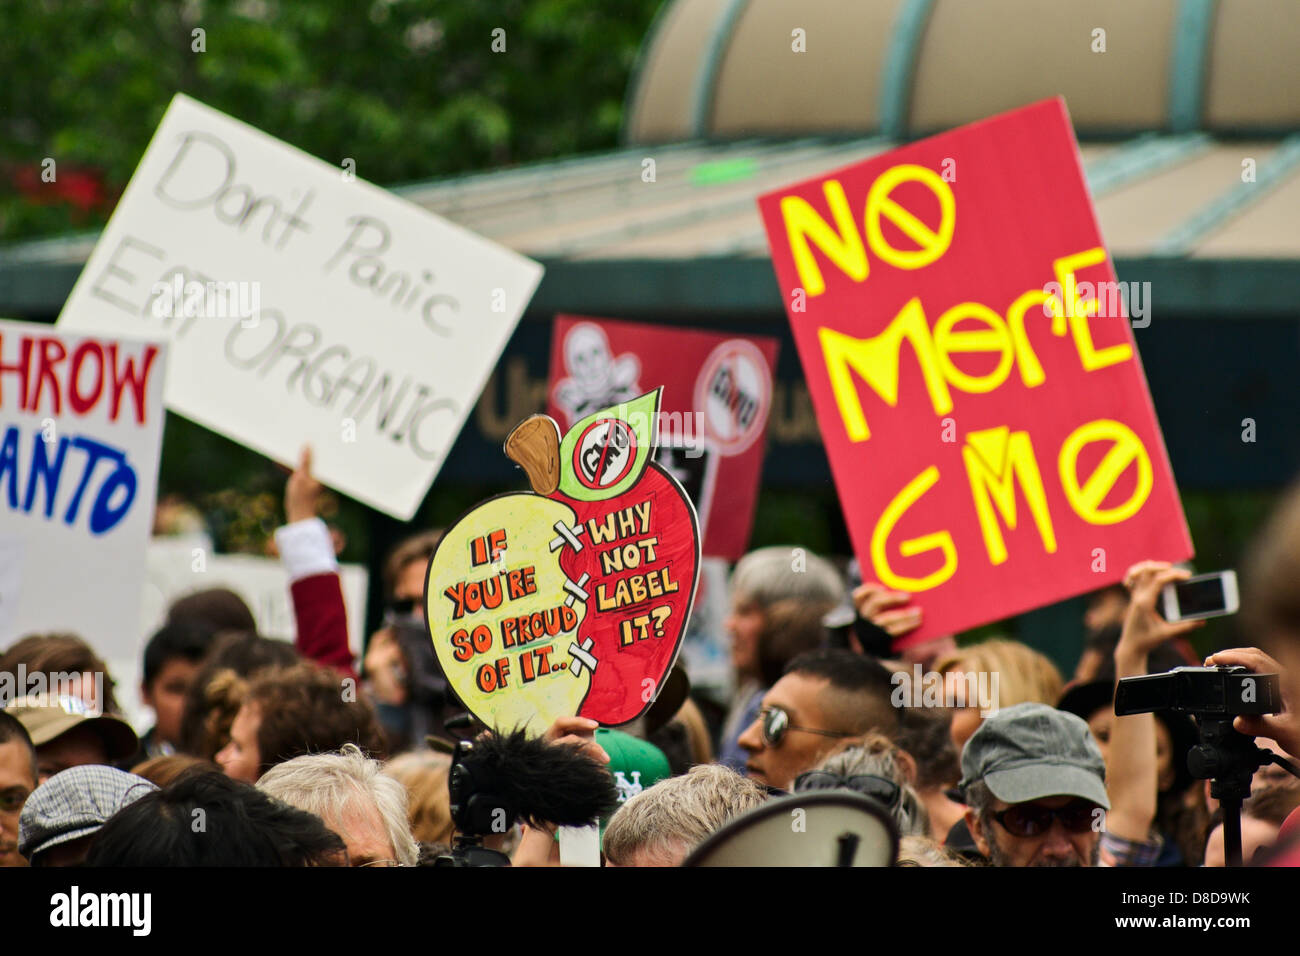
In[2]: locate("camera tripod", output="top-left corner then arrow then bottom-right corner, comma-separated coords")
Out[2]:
1190,717 -> 1300,866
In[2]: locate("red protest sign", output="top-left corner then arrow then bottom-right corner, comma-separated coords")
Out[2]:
547,316 -> 779,561
757,98 -> 1192,646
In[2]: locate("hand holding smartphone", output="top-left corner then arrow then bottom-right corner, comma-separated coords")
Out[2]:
1160,570 -> 1238,622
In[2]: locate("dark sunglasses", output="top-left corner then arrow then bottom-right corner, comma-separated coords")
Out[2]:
758,706 -> 855,748
991,801 -> 1098,837
793,771 -> 901,809
385,598 -> 419,619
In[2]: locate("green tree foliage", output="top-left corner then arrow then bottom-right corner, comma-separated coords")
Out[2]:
0,0 -> 664,566
1,0 -> 664,239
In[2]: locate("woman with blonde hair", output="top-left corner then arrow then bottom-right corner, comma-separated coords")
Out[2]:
934,639 -> 1063,754
383,749 -> 454,847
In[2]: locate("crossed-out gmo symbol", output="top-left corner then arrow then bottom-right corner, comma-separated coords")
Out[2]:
574,418 -> 637,490
695,339 -> 771,456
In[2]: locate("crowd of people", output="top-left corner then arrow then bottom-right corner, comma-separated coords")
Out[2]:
4,444 -> 1300,868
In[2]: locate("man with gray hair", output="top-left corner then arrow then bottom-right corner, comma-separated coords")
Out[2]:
719,545 -> 844,769
794,734 -> 930,838
960,702 -> 1110,867
603,763 -> 768,866
257,743 -> 418,867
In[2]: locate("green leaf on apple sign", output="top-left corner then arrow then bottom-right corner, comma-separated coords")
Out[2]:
557,388 -> 661,502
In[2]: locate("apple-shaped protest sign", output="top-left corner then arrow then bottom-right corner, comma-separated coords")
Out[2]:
425,389 -> 701,733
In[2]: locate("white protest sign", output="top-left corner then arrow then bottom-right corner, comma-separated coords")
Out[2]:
58,93 -> 543,520
0,318 -> 166,669
139,537 -> 369,661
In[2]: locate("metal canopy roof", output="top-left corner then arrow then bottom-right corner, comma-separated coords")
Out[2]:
624,0 -> 1300,142
407,133 -> 1300,263
3,131 -> 1298,319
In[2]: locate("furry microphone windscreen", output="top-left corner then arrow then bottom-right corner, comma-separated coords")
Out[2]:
464,729 -> 620,828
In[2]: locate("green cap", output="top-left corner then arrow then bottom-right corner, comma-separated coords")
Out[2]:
588,728 -> 672,845
597,728 -> 672,806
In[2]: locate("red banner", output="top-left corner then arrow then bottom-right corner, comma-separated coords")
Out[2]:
758,98 -> 1192,646
547,316 -> 778,561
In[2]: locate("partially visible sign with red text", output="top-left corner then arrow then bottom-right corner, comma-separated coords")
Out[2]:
0,318 -> 167,669
758,98 -> 1192,646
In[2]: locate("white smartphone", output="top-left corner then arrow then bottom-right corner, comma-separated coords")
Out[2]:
1160,570 -> 1239,622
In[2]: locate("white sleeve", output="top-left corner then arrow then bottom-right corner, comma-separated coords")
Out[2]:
274,517 -> 338,583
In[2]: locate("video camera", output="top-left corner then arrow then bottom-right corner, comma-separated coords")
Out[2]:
1115,665 -> 1280,718
1116,664 -> 1297,866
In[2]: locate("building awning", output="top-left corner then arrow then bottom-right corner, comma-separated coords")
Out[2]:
3,132 -> 1299,318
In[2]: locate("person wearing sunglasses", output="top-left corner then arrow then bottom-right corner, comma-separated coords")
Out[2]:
737,649 -> 899,792
794,732 -> 932,838
960,702 -> 1109,867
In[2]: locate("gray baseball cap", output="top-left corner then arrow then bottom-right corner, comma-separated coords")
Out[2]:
959,702 -> 1110,810
18,765 -> 158,862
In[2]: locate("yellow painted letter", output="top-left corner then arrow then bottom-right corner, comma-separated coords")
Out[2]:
780,179 -> 867,297
871,466 -> 958,591
819,298 -> 951,443
1058,419 -> 1153,525
1005,288 -> 1064,388
1054,248 -> 1132,372
933,302 -> 1015,394
864,164 -> 956,271
962,426 -> 1057,565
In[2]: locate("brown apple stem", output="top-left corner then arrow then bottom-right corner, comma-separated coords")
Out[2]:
504,415 -> 562,495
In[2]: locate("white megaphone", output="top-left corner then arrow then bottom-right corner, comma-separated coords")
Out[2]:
682,791 -> 899,867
